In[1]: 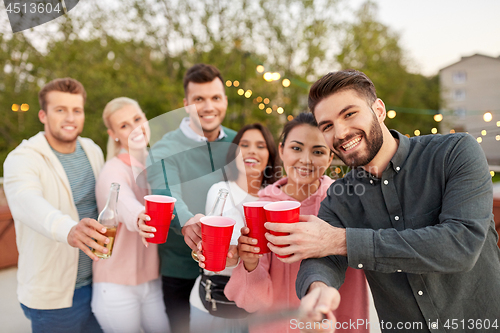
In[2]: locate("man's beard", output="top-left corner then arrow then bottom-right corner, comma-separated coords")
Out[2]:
334,113 -> 383,168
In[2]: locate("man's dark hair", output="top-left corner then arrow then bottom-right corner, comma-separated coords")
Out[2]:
39,78 -> 86,111
183,64 -> 224,96
308,69 -> 377,114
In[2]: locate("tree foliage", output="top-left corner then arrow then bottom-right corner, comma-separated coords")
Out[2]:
0,0 -> 440,175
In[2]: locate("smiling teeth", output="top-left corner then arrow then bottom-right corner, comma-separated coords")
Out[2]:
342,137 -> 361,151
245,158 -> 258,163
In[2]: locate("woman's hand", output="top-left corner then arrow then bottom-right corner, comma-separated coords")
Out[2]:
237,227 -> 263,272
138,210 -> 174,247
194,244 -> 239,273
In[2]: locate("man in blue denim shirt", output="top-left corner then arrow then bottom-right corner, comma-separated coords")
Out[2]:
263,70 -> 500,332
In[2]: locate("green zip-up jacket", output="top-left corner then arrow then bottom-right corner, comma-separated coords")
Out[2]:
147,126 -> 237,279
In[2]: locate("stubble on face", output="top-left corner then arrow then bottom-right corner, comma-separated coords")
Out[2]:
333,111 -> 383,168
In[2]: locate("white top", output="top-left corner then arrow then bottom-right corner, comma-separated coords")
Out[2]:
190,180 -> 258,312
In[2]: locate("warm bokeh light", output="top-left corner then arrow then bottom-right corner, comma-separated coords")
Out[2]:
245,90 -> 252,98
263,98 -> 270,104
237,89 -> 244,95
21,104 -> 29,111
225,80 -> 232,87
12,104 -> 19,112
256,65 -> 265,73
335,167 -> 341,174
491,171 -> 496,177
271,72 -> 281,81
431,128 -> 438,134
483,112 -> 493,122
233,80 -> 240,87
259,103 -> 265,110
277,107 -> 284,114
257,96 -> 263,102
263,72 -> 273,82
481,130 -> 487,136
282,78 -> 291,87
387,110 -> 396,119
433,114 -> 443,122
450,129 -> 455,134
272,105 -> 278,111
496,135 -> 500,141
477,137 -> 482,143
414,130 -> 420,136
497,121 -> 500,127
266,108 -> 272,114
405,134 -> 410,138
287,115 -> 294,121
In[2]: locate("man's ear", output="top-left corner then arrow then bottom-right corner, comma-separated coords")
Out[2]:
38,110 -> 47,124
372,98 -> 386,123
183,98 -> 188,109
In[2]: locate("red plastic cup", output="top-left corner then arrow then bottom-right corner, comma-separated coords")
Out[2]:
264,201 -> 301,258
144,195 -> 177,244
200,216 -> 236,272
243,201 -> 273,254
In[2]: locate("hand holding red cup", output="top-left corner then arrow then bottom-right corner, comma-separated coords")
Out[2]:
264,201 -> 301,258
143,195 -> 177,244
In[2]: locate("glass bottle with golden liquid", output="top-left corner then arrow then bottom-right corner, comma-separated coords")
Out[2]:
92,182 -> 120,259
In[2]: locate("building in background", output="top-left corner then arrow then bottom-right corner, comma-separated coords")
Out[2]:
440,54 -> 500,164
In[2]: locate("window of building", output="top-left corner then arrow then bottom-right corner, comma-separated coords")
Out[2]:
454,107 -> 466,119
453,89 -> 466,101
453,71 -> 467,84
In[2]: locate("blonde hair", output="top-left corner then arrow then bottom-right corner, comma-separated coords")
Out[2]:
102,97 -> 143,161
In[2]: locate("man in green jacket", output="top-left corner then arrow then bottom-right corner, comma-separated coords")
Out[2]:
147,64 -> 237,333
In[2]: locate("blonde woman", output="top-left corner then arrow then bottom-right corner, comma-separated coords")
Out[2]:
92,97 -> 170,333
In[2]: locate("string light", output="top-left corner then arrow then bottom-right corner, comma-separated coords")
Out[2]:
433,114 -> 443,122
244,90 -> 252,98
11,104 -> 19,112
277,107 -> 284,114
450,129 -> 455,134
491,171 -> 496,177
237,89 -> 244,96
271,72 -> 281,81
263,72 -> 273,82
263,98 -> 270,104
21,104 -> 29,111
414,130 -> 420,136
431,128 -> 438,134
287,115 -> 294,121
266,108 -> 272,114
233,81 -> 240,87
483,112 -> 493,122
225,80 -> 232,87
256,65 -> 265,73
496,135 -> 500,141
257,96 -> 263,103
282,79 -> 291,87
477,137 -> 482,143
481,130 -> 487,136
259,103 -> 265,110
387,110 -> 396,119
497,121 -> 500,127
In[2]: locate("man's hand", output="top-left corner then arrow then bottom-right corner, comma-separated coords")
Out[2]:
264,215 -> 347,263
182,214 -> 204,251
297,282 -> 341,333
67,218 -> 108,261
